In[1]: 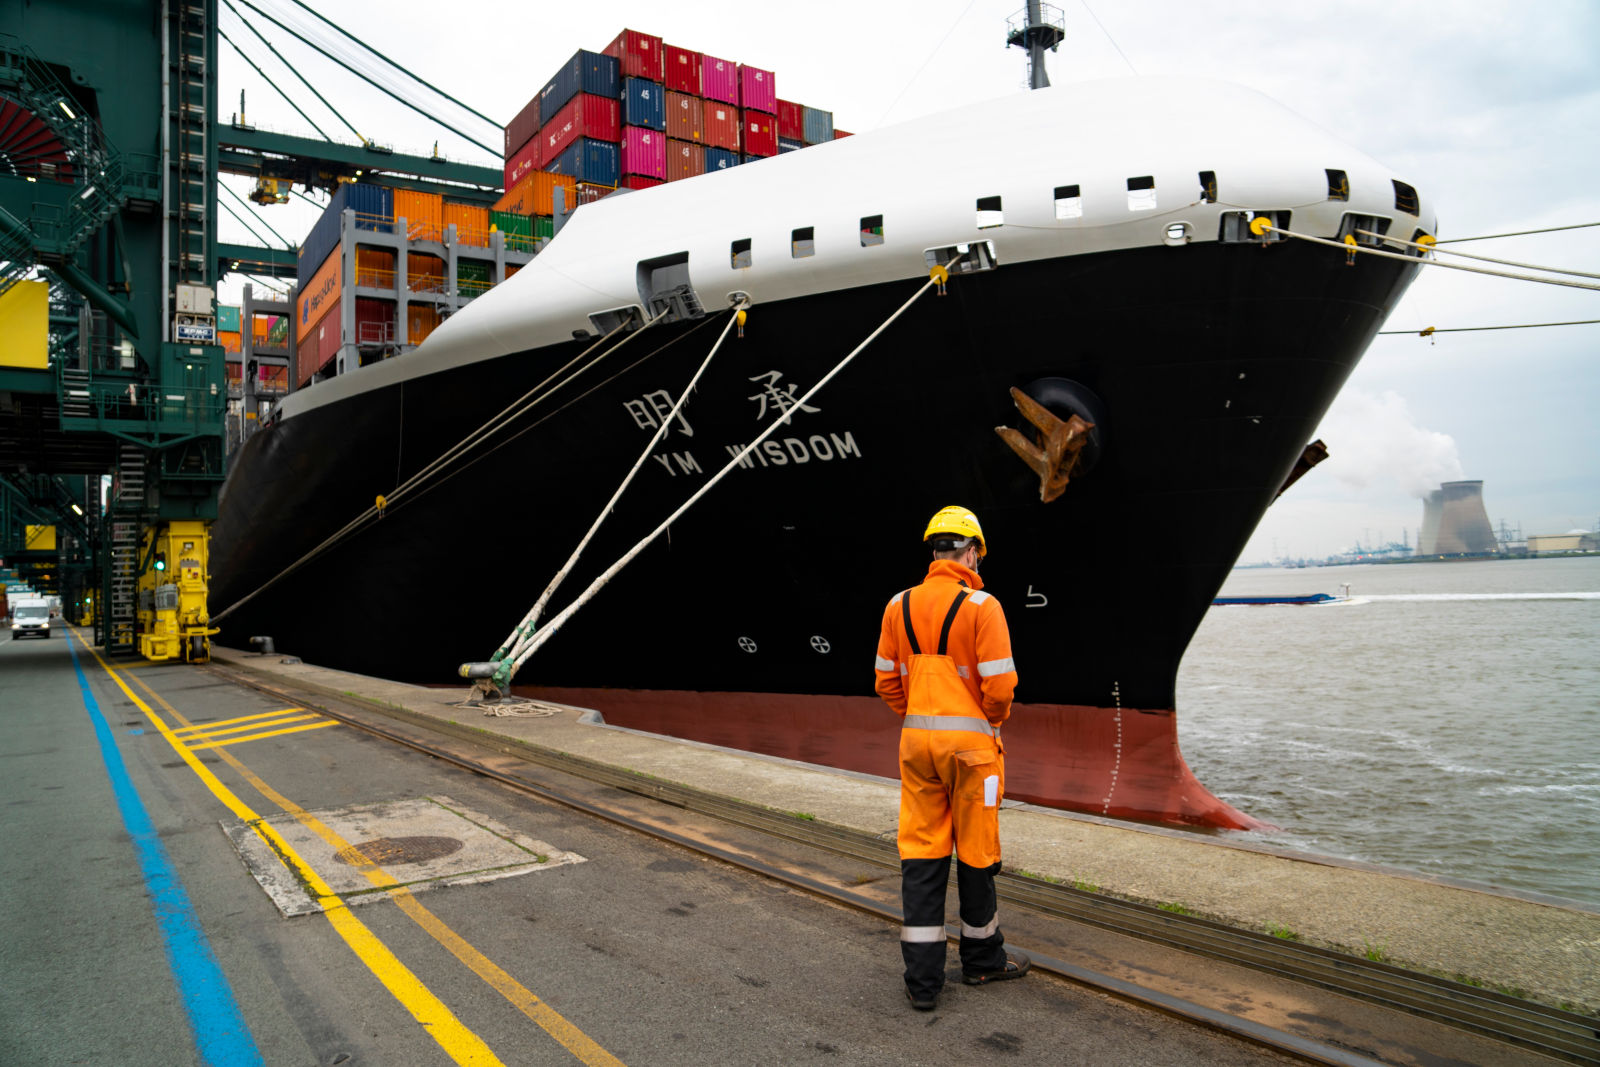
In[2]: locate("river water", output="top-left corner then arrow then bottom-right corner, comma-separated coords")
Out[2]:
1175,556 -> 1600,907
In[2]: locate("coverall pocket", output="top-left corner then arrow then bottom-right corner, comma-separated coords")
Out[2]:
953,748 -> 1003,867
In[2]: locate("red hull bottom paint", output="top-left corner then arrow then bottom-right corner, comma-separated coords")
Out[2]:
515,687 -> 1269,831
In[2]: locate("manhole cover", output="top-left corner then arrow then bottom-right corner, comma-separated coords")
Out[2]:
334,835 -> 464,867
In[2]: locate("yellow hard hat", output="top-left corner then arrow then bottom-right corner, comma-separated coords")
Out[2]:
923,505 -> 986,557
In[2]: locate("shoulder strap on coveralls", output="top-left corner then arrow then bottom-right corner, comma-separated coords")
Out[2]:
901,587 -> 969,657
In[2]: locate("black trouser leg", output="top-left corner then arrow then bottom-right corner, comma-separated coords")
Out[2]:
956,858 -> 1006,974
900,856 -> 950,998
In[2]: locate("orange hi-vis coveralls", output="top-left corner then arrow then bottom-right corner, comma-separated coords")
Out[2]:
874,558 -> 1018,998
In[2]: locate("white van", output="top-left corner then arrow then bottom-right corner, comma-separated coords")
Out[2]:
11,598 -> 52,639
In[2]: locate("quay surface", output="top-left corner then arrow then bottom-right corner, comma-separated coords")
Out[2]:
210,645 -> 1600,1022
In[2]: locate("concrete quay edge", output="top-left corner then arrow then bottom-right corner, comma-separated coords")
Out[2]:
208,646 -> 1600,1015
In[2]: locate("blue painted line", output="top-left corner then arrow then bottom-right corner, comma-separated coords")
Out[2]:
66,638 -> 264,1067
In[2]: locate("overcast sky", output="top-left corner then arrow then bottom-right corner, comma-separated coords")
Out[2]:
216,0 -> 1600,561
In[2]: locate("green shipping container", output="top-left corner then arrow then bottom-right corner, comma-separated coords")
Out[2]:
490,210 -> 536,253
457,261 -> 492,284
217,304 -> 241,333
532,216 -> 554,240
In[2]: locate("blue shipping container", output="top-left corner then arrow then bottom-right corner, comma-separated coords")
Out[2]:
297,183 -> 392,287
704,147 -> 739,172
778,137 -> 803,154
802,107 -> 834,145
546,138 -> 621,186
621,77 -> 666,131
539,50 -> 620,122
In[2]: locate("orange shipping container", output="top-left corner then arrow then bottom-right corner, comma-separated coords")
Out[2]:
443,202 -> 490,247
393,189 -> 443,242
218,330 -> 242,355
493,171 -> 576,218
408,253 -> 445,293
355,247 -> 396,288
407,304 -> 441,345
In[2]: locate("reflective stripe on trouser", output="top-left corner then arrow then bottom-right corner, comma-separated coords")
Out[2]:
900,856 -> 1006,998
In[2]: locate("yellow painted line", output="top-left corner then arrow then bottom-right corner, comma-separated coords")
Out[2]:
173,708 -> 307,734
185,720 -> 338,751
73,635 -> 507,1067
181,713 -> 321,740
123,658 -> 628,1067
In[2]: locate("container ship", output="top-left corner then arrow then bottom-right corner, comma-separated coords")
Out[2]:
210,29 -> 1433,830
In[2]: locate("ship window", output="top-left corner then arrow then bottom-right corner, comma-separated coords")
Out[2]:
1198,171 -> 1217,204
1392,179 -> 1420,215
1127,175 -> 1156,212
860,214 -> 884,247
791,226 -> 814,258
1326,169 -> 1349,202
975,195 -> 1003,229
1053,184 -> 1082,220
731,237 -> 752,269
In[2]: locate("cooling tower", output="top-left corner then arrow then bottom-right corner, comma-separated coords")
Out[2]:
1434,480 -> 1498,554
1417,489 -> 1444,554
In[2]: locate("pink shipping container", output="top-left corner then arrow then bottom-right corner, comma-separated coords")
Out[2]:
701,53 -> 738,104
540,93 -> 621,165
666,139 -> 704,182
621,126 -> 666,180
741,111 -> 777,157
776,99 -> 804,140
738,65 -> 776,113
504,137 -> 542,191
665,91 -> 703,142
620,175 -> 664,191
662,44 -> 700,93
504,96 -> 540,158
703,101 -> 740,151
603,28 -> 663,81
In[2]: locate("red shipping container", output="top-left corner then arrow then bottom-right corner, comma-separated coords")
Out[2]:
738,65 -> 776,113
354,297 -> 394,346
662,44 -> 700,94
620,175 -> 664,191
621,126 -> 666,180
665,91 -> 703,142
666,139 -> 704,182
504,137 -> 542,193
701,53 -> 738,104
540,93 -> 621,164
603,28 -> 663,81
574,182 -> 613,206
504,95 -> 540,158
834,129 -> 853,139
776,99 -> 805,141
741,110 -> 777,157
703,101 -> 740,151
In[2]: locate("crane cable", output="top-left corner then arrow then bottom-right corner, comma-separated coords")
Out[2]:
221,0 -> 363,144
217,25 -> 334,142
473,263 -> 956,692
489,303 -> 749,675
1254,220 -> 1600,292
210,316 -> 660,624
1355,229 -> 1600,281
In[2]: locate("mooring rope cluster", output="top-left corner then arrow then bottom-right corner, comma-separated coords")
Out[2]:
464,263 -> 956,698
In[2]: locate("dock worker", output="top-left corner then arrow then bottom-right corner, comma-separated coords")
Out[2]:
873,505 -> 1030,1011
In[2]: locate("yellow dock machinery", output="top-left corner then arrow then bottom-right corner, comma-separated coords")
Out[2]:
135,520 -> 218,662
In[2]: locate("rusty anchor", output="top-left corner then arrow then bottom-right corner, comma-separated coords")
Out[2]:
994,387 -> 1096,503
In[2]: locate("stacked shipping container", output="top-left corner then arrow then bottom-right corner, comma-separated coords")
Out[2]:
501,27 -> 845,203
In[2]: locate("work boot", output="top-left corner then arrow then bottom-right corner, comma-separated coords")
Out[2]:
904,984 -> 938,1012
962,950 -> 1031,985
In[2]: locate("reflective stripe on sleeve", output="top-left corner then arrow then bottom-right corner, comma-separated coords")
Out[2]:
900,924 -> 947,944
874,655 -> 896,672
977,657 -> 1016,677
961,913 -> 1000,939
968,590 -> 991,605
902,714 -> 995,737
